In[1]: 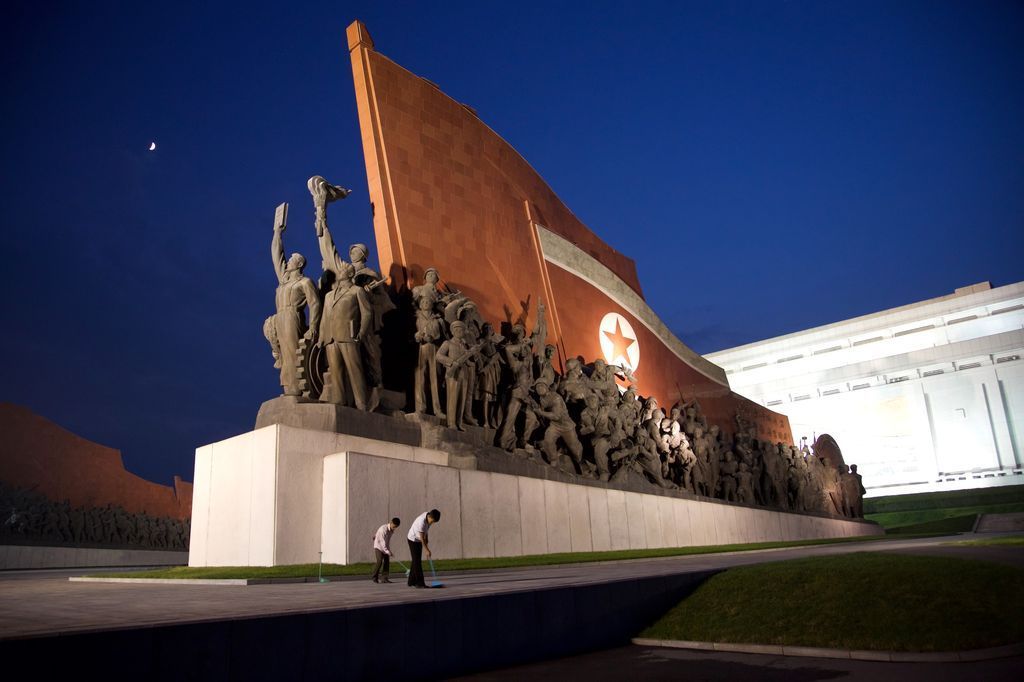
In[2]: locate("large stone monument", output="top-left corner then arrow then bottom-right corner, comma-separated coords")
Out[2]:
188,23 -> 877,568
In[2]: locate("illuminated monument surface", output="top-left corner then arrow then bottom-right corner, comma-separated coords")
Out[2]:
346,21 -> 787,441
188,22 -> 878,568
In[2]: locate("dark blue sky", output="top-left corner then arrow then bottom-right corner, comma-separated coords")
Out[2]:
2,1 -> 1022,485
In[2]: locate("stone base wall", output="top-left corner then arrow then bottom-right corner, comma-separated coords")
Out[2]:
0,545 -> 187,570
189,425 -> 881,567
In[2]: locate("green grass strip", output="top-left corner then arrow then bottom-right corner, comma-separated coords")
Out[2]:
640,552 -> 1024,652
866,501 -> 1024,529
880,514 -> 980,535
947,535 -> 1024,547
93,533 -> 936,580
864,485 -> 1024,515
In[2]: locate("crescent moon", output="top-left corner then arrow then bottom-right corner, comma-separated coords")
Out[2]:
149,142 -> 157,151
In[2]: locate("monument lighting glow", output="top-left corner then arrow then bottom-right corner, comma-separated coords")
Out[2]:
186,21 -> 879,569
599,312 -> 639,371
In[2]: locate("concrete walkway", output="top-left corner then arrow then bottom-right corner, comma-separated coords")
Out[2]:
976,512 -> 1024,532
0,533 -> 1017,641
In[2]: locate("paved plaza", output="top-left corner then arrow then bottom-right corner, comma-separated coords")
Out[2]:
2,534 -> 1020,641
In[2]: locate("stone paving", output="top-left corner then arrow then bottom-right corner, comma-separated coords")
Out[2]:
2,534 -> 1016,641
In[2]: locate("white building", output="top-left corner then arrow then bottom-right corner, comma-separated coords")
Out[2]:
705,282 -> 1024,495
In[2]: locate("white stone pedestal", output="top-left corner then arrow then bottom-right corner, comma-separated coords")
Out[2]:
188,425 -> 882,567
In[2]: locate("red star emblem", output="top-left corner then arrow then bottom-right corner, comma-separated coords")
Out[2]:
603,318 -> 636,366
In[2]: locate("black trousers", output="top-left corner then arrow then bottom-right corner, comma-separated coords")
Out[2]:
371,549 -> 390,580
408,539 -> 426,586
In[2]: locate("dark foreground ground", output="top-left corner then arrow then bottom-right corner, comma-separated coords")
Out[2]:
453,644 -> 1024,682
1,534 -> 1021,680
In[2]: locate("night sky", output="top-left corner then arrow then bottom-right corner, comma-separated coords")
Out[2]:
2,1 -> 1022,486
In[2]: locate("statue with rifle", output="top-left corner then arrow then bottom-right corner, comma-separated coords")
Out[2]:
436,320 -> 484,430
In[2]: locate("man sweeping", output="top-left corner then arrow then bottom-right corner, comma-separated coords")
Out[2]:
371,517 -> 400,583
407,509 -> 440,588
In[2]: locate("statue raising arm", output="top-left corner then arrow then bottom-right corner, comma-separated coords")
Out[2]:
271,203 -> 289,284
271,206 -> 321,342
307,175 -> 351,275
317,212 -> 346,276
268,200 -> 321,393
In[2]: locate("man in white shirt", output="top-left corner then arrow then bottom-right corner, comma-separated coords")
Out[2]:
371,517 -> 400,583
406,509 -> 440,588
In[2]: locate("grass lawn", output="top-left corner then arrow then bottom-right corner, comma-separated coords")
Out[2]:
948,535 -> 1024,547
864,485 -> 1024,515
95,534 -> 918,580
867,501 -> 1024,530
865,484 -> 1024,533
639,552 -> 1024,652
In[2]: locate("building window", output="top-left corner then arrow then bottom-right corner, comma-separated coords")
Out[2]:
853,336 -> 884,346
894,325 -> 935,337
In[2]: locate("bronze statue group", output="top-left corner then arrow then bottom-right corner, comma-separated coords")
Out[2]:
267,176 -> 865,520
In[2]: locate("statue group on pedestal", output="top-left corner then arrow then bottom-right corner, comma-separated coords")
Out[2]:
263,176 -> 866,519
264,176 -> 392,411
